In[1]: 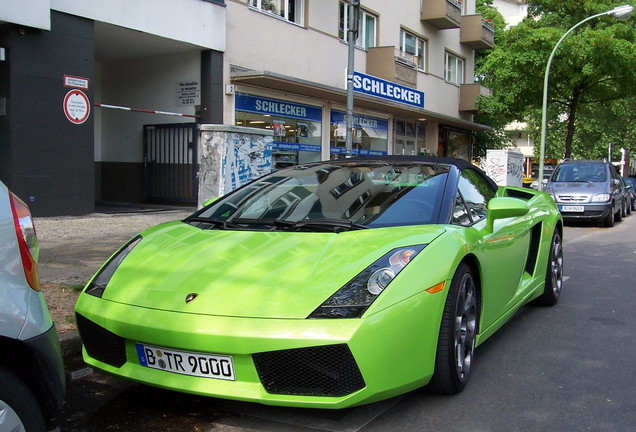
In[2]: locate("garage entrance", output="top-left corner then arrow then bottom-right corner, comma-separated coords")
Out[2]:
143,123 -> 199,205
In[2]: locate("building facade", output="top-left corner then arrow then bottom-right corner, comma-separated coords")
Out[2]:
1,0 -> 493,216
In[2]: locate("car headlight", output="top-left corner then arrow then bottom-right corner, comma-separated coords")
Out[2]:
592,194 -> 611,203
84,235 -> 142,298
308,245 -> 426,319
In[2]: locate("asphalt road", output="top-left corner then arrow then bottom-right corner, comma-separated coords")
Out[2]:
56,214 -> 636,432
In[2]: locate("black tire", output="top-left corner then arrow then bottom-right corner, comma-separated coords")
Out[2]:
429,262 -> 478,394
0,366 -> 46,432
615,202 -> 623,221
535,230 -> 564,306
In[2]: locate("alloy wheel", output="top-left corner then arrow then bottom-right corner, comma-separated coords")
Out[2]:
550,233 -> 564,297
454,273 -> 477,381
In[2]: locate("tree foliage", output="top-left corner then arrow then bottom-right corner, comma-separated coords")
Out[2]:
476,0 -> 636,160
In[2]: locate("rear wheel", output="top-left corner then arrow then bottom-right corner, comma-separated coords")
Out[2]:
535,230 -> 563,306
429,263 -> 478,394
0,367 -> 46,432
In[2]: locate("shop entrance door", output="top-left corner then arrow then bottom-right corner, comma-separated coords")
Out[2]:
143,123 -> 198,204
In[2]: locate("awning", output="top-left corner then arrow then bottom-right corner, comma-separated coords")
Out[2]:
230,69 -> 491,132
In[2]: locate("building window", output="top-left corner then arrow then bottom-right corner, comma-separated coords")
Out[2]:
445,52 -> 464,85
400,29 -> 426,71
249,0 -> 304,25
339,2 -> 377,50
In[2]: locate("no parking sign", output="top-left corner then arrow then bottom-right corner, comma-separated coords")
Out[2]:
63,89 -> 90,124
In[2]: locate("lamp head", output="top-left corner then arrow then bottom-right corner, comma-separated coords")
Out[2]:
609,4 -> 633,20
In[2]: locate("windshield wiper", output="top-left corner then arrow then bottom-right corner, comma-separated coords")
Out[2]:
272,219 -> 369,233
185,216 -> 243,230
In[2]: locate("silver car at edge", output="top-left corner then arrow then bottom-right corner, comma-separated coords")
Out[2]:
543,160 -> 626,227
0,180 -> 65,431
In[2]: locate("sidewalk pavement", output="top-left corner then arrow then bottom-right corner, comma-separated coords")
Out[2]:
35,203 -> 195,359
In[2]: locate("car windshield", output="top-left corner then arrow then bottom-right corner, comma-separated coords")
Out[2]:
552,163 -> 607,183
191,161 -> 449,230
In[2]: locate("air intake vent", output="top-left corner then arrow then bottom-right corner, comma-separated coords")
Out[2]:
253,344 -> 365,397
76,313 -> 127,368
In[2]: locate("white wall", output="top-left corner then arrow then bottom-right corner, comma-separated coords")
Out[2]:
0,0 -> 51,30
492,0 -> 528,27
98,51 -> 201,163
51,0 -> 225,51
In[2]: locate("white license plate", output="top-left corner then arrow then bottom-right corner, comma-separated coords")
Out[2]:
561,205 -> 584,213
135,343 -> 235,381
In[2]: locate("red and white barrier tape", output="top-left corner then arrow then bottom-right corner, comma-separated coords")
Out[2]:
94,103 -> 199,118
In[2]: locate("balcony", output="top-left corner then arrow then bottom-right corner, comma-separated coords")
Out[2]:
459,83 -> 492,112
421,0 -> 461,30
460,14 -> 495,49
366,47 -> 418,87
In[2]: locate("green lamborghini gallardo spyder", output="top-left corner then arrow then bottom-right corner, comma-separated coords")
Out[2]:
75,156 -> 564,408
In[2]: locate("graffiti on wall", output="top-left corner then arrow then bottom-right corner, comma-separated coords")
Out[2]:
485,151 -> 524,186
222,134 -> 272,193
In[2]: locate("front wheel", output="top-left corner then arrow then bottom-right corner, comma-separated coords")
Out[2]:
535,230 -> 563,306
429,263 -> 478,394
0,366 -> 46,432
604,207 -> 615,227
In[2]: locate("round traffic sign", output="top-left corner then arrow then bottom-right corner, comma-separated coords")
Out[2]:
63,89 -> 90,124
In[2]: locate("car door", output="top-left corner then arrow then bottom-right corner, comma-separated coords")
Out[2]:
455,169 -> 532,331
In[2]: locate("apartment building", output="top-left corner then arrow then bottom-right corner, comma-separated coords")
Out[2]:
0,0 -> 493,216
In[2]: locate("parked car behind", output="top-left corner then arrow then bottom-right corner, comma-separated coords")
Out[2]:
543,160 -> 626,227
622,177 -> 636,212
0,180 -> 66,431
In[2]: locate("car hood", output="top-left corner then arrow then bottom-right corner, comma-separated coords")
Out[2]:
546,181 -> 608,196
100,221 -> 446,319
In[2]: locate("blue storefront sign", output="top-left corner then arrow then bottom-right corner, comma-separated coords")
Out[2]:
235,93 -> 322,121
271,142 -> 322,153
353,72 -> 424,109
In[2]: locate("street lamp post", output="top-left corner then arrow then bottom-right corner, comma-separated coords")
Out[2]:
537,4 -> 633,190
345,0 -> 360,158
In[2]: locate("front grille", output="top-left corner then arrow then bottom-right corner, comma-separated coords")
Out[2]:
557,194 -> 589,203
253,344 -> 365,397
76,313 -> 127,368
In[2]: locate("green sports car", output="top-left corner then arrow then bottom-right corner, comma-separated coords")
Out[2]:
75,156 -> 564,408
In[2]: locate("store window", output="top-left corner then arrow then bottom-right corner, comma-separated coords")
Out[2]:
235,93 -> 322,169
400,29 -> 426,71
445,52 -> 464,85
330,111 -> 388,158
249,0 -> 304,25
339,2 -> 377,49
438,127 -> 472,160
394,119 -> 428,156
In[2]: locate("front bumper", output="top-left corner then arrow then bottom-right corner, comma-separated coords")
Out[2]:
75,291 -> 445,408
555,202 -> 612,221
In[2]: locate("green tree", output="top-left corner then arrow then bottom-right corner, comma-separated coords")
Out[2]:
476,0 -> 636,160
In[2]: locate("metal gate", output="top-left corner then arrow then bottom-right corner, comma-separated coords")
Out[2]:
143,123 -> 198,205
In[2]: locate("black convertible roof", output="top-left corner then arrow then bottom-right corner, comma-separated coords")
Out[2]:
346,155 -> 476,171
335,155 -> 497,190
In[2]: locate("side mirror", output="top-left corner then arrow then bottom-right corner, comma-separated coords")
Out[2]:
486,197 -> 529,232
541,178 -> 549,185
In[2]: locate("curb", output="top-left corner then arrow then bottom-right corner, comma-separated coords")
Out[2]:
59,330 -> 82,360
